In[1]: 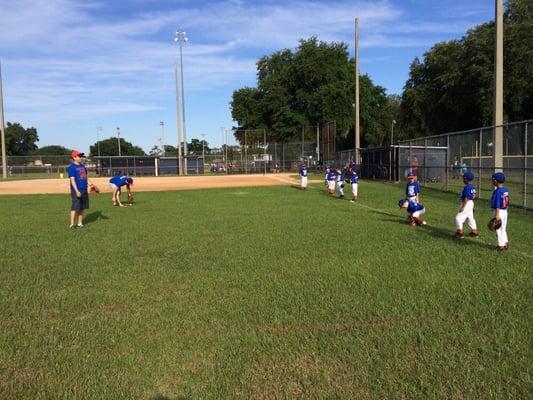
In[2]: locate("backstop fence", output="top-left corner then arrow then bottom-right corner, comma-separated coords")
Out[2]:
361,120 -> 532,209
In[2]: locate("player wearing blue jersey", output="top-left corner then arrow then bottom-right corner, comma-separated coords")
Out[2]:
109,175 -> 134,207
405,172 -> 420,202
299,164 -> 308,190
490,172 -> 510,251
325,167 -> 336,194
349,168 -> 359,202
399,199 -> 426,226
335,167 -> 345,198
67,150 -> 97,228
455,172 -> 478,238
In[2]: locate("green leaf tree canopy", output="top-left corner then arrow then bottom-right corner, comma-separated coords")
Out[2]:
4,122 -> 39,155
90,137 -> 145,156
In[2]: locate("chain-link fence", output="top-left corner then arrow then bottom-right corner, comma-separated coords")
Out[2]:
395,119 -> 532,209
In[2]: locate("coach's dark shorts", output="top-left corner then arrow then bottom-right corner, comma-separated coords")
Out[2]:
71,191 -> 89,211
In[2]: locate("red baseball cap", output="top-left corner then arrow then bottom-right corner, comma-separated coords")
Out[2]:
71,150 -> 86,158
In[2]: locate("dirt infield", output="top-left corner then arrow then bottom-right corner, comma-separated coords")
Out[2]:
0,173 -> 299,195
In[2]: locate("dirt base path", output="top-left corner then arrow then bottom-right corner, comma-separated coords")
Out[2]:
0,174 -> 299,195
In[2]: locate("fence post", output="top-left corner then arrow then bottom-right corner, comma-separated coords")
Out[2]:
445,135 -> 449,191
264,129 -> 267,176
524,121 -> 528,208
424,138 -> 428,184
244,130 -> 248,174
478,129 -> 483,199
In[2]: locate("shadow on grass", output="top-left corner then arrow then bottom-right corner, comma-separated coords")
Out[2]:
84,211 -> 109,224
150,395 -> 172,400
370,209 -> 495,250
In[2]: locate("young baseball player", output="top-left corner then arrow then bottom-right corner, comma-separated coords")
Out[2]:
455,171 -> 478,239
399,199 -> 427,226
405,172 -> 420,202
299,164 -> 308,190
490,172 -> 510,251
349,168 -> 359,202
109,175 -> 134,207
67,150 -> 97,228
325,167 -> 336,194
335,167 -> 345,198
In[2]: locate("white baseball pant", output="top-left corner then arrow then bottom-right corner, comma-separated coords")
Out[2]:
455,200 -> 477,230
495,209 -> 508,247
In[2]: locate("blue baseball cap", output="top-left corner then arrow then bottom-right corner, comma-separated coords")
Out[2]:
463,171 -> 474,181
126,177 -> 134,184
398,199 -> 407,208
492,172 -> 505,183
407,171 -> 415,178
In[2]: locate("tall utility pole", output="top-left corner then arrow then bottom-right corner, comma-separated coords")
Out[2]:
116,127 -> 121,156
0,62 -> 7,178
96,126 -> 102,157
175,29 -> 188,175
493,0 -> 504,172
160,121 -> 165,157
175,64 -> 183,175
201,133 -> 206,159
354,18 -> 360,166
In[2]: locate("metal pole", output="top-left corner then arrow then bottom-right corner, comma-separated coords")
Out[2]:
493,0 -> 504,172
1,63 -> 7,178
264,129 -> 267,175
225,129 -> 228,175
244,130 -> 247,174
116,127 -> 121,157
96,126 -> 102,157
479,129 -> 483,199
445,135 -> 450,191
524,122 -> 528,208
354,18 -> 360,166
174,29 -> 188,175
160,121 -> 165,157
316,123 -> 320,163
175,64 -> 183,175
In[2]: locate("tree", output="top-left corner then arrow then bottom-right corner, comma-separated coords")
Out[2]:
33,145 -> 71,155
89,137 -> 145,156
231,37 -> 390,148
4,122 -> 39,155
400,0 -> 533,137
149,145 -> 162,157
187,139 -> 210,155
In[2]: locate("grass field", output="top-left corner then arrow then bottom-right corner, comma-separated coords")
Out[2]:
1,180 -> 532,399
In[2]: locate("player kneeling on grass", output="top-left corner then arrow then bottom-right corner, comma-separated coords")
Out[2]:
300,164 -> 308,190
109,175 -> 134,207
399,199 -> 426,226
455,171 -> 478,239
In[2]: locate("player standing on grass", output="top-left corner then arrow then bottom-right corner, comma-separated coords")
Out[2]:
68,150 -> 96,229
490,172 -> 510,251
349,167 -> 359,202
405,172 -> 420,202
335,167 -> 345,198
325,167 -> 335,194
300,164 -> 308,190
455,171 -> 478,239
109,175 -> 134,206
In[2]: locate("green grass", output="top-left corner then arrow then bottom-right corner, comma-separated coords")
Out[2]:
1,181 -> 532,399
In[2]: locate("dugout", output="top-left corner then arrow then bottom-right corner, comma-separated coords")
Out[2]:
95,156 -> 204,176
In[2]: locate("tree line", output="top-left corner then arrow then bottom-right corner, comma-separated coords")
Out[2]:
231,0 -> 532,147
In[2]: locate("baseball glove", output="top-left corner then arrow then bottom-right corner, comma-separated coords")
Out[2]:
90,184 -> 100,193
127,193 -> 134,204
487,217 -> 502,231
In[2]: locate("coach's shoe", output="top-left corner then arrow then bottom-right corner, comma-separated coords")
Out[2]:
69,224 -> 76,229
469,230 -> 479,238
455,229 -> 465,239
77,223 -> 84,228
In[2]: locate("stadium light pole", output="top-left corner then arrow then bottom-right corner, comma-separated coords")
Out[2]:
201,133 -> 206,159
175,63 -> 183,175
160,121 -> 165,157
175,29 -> 188,175
96,126 -> 102,157
390,120 -> 396,146
390,120 -> 396,181
116,127 -> 121,157
0,62 -> 7,178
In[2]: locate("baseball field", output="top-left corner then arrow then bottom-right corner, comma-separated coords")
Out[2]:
1,176 -> 532,399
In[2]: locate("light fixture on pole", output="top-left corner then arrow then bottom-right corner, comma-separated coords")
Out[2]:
174,28 -> 188,175
116,127 -> 121,157
160,121 -> 165,157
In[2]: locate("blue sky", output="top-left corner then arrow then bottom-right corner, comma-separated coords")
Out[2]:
0,0 -> 493,153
